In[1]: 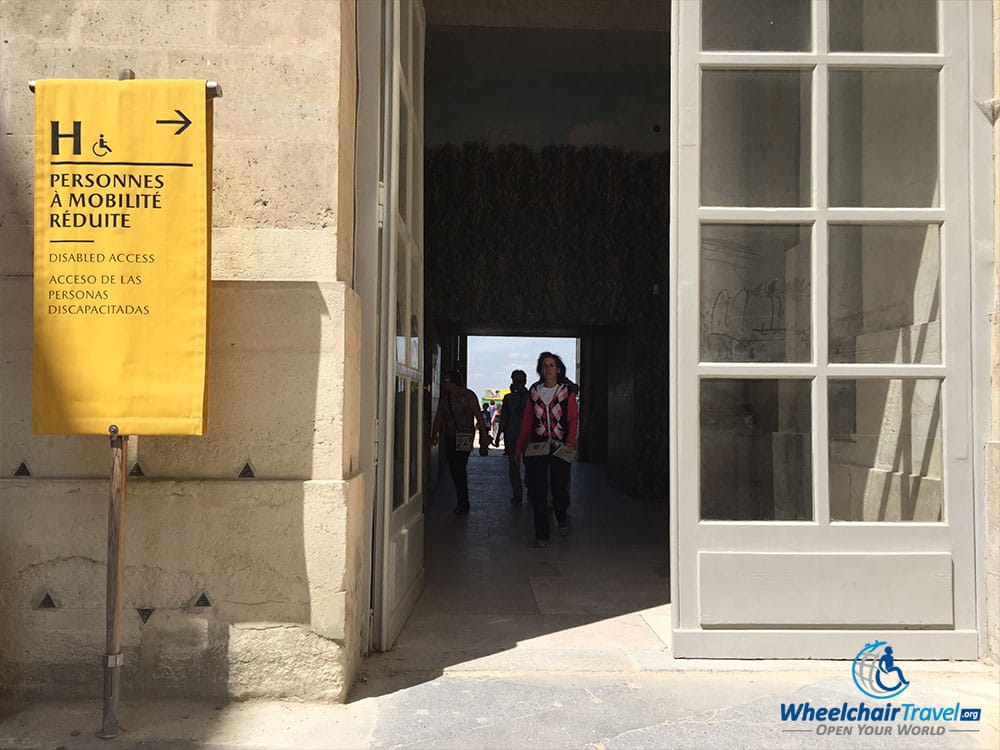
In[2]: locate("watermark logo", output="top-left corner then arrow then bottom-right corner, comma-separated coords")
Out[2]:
851,640 -> 910,700
779,641 -> 981,737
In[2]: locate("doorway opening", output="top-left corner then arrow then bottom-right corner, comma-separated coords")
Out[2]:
423,1 -> 671,499
368,0 -> 673,676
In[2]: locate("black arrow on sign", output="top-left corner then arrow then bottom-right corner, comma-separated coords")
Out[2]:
156,109 -> 192,135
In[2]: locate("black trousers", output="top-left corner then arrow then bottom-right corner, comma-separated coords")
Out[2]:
442,435 -> 471,508
525,452 -> 570,540
506,454 -> 524,501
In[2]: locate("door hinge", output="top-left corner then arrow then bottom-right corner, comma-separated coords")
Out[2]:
367,608 -> 376,652
376,181 -> 385,229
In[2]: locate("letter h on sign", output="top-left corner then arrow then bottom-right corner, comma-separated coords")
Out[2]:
51,121 -> 81,155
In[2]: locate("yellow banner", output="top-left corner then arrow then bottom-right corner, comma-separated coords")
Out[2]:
33,79 -> 211,435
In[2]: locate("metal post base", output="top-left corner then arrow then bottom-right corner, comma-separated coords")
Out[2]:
99,653 -> 123,739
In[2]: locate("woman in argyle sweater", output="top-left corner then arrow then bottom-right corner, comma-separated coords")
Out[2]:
515,352 -> 579,547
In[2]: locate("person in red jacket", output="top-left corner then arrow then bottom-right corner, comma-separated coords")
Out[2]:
515,352 -> 579,547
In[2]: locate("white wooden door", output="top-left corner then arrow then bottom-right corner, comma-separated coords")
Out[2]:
671,0 -> 984,658
377,0 -> 426,650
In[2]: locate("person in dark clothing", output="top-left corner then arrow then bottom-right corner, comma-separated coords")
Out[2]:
431,369 -> 490,514
495,369 -> 529,504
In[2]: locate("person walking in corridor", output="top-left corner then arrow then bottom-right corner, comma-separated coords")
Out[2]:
495,369 -> 529,504
515,352 -> 578,546
431,369 -> 490,514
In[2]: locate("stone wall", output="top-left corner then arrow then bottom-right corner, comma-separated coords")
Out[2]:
986,439 -> 999,663
0,0 -> 362,699
989,155 -> 999,660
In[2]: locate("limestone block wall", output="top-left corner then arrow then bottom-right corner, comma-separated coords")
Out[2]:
986,437 -> 999,663
985,0 -> 1000,668
990,196 -> 999,663
0,0 -> 363,699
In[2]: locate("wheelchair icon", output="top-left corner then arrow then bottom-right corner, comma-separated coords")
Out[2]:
92,134 -> 112,157
875,646 -> 909,692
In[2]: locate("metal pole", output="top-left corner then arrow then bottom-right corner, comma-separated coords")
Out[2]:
99,66 -> 136,741
99,425 -> 127,739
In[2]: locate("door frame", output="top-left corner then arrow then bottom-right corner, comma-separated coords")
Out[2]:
355,0 -> 384,654
357,0 -> 427,653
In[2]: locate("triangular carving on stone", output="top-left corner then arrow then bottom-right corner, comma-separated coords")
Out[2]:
37,592 -> 57,609
13,462 -> 30,477
128,462 -> 145,476
238,462 -> 255,478
193,592 -> 211,608
137,608 -> 155,624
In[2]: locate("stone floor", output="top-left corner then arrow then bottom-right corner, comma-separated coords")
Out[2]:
360,450 -> 674,680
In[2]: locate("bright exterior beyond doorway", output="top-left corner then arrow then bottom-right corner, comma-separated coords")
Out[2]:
467,336 -> 578,405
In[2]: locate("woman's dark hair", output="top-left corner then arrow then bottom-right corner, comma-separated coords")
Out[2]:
535,351 -> 567,383
443,369 -> 463,386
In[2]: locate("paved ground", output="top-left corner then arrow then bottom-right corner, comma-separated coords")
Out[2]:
1,455 -> 998,749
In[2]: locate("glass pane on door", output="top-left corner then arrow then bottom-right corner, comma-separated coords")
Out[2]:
829,378 -> 943,522
702,0 -> 811,51
393,376 -> 407,509
408,380 -> 420,499
829,70 -> 939,207
701,224 -> 811,362
409,238 -> 421,370
396,228 -> 409,364
400,104 -> 411,225
829,0 -> 937,53
701,378 -> 812,520
829,224 -> 941,364
702,70 -> 811,207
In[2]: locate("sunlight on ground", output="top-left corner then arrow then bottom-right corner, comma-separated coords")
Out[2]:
513,605 -> 672,651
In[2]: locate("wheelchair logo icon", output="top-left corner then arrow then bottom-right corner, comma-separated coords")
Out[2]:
852,640 -> 910,700
92,134 -> 112,157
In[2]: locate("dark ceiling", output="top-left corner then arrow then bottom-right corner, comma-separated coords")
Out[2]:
423,0 -> 669,32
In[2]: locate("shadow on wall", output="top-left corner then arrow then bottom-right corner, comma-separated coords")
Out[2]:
0,279 -> 330,700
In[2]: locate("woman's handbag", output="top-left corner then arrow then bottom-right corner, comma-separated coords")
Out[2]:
454,430 -> 475,452
523,441 -> 549,457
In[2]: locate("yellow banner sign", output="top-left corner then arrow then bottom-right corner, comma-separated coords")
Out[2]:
33,79 -> 211,435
